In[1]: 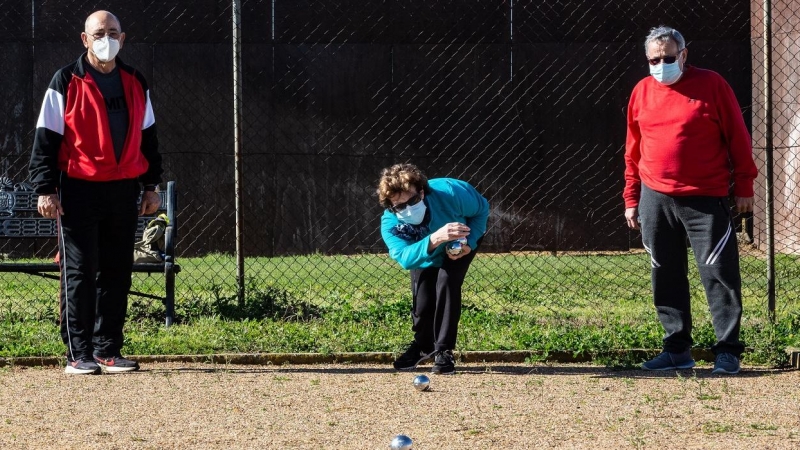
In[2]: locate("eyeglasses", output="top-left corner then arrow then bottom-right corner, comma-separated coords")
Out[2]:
88,31 -> 121,40
388,193 -> 422,213
647,52 -> 682,66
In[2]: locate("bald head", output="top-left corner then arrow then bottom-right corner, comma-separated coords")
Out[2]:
85,10 -> 122,34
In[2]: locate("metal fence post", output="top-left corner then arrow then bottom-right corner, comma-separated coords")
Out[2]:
232,0 -> 246,306
763,0 -> 775,321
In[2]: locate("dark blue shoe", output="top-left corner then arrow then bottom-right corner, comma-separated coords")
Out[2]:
711,353 -> 740,375
642,350 -> 695,371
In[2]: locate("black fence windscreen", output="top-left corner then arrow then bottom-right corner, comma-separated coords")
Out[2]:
0,1 -> 795,335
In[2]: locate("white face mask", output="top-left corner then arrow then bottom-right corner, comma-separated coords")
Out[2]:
650,59 -> 683,85
395,200 -> 427,225
92,36 -> 120,62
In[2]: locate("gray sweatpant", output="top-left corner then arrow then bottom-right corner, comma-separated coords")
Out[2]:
638,184 -> 744,357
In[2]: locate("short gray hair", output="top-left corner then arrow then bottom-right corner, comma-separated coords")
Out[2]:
644,26 -> 685,54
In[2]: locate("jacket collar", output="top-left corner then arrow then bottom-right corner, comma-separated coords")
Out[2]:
74,52 -> 131,78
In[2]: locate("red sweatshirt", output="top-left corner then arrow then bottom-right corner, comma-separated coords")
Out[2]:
623,65 -> 757,208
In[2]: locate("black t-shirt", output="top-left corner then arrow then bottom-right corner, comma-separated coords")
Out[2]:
85,63 -> 129,162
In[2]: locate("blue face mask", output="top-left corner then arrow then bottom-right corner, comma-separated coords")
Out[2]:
395,200 -> 427,225
650,60 -> 683,85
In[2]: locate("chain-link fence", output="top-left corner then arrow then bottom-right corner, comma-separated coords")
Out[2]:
0,1 -> 796,337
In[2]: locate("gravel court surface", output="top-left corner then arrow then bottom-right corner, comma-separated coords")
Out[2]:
1,361 -> 799,449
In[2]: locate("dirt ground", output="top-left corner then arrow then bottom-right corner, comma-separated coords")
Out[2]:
1,361 -> 798,449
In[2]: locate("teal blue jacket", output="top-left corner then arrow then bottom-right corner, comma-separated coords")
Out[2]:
380,178 -> 489,270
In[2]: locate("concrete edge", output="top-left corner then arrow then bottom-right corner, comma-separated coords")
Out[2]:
0,349 -> 725,368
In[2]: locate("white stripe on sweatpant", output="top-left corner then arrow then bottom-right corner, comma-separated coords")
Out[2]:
706,223 -> 732,265
643,243 -> 661,268
56,173 -> 76,362
57,207 -> 76,361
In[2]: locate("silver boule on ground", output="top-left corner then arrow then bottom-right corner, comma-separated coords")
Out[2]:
389,434 -> 413,449
412,374 -> 430,391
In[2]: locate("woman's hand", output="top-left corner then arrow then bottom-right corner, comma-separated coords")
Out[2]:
428,222 -> 470,253
447,243 -> 471,260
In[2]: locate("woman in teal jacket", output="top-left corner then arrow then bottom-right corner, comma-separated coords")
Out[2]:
377,163 -> 489,375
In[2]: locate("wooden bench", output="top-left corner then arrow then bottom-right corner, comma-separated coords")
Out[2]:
0,180 -> 179,326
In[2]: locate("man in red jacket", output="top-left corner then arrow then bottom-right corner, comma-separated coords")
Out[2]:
29,10 -> 163,375
623,26 -> 758,375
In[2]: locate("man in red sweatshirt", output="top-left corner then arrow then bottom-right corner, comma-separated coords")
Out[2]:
29,11 -> 163,375
623,26 -> 758,375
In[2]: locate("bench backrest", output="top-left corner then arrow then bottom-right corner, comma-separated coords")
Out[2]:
0,181 -> 177,238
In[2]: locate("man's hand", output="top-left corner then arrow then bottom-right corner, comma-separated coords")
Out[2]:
139,190 -> 161,216
625,207 -> 639,230
37,194 -> 63,218
734,196 -> 754,213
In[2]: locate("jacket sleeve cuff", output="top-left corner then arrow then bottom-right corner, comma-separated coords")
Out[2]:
33,184 -> 58,195
733,184 -> 754,198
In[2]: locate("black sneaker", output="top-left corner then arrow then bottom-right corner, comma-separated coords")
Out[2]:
393,341 -> 434,370
431,350 -> 455,375
94,355 -> 140,373
65,357 -> 101,375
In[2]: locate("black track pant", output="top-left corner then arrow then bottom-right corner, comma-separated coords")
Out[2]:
409,243 -> 479,353
638,184 -> 744,357
58,176 -> 139,360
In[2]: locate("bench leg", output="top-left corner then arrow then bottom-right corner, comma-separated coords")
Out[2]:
165,264 -> 175,327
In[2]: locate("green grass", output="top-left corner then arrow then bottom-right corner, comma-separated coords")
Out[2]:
1,251 -> 799,366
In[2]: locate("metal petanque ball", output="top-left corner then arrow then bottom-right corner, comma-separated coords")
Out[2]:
446,237 -> 468,256
412,374 -> 431,391
389,434 -> 413,450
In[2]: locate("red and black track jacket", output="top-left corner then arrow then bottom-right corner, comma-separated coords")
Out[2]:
29,53 -> 162,194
